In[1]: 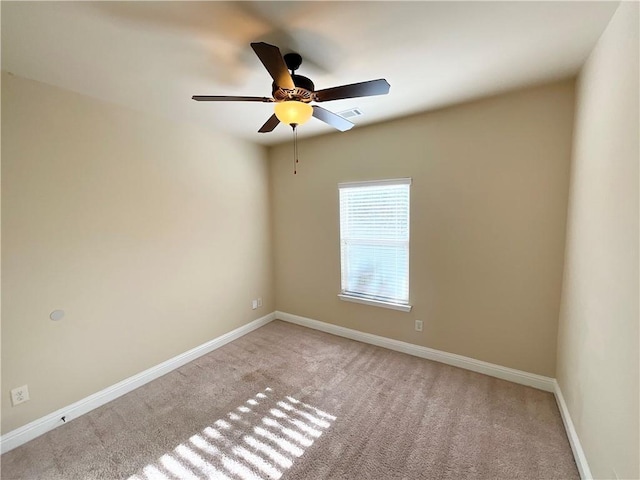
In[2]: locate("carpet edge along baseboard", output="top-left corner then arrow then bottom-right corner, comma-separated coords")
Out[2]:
2,310 -> 589,480
0,312 -> 276,454
275,311 -> 589,480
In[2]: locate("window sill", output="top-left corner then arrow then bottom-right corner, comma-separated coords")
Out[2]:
338,294 -> 413,312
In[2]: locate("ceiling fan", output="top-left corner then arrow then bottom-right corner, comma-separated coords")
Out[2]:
192,42 -> 391,133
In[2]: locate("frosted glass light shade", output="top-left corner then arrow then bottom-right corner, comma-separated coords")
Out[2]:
274,101 -> 313,126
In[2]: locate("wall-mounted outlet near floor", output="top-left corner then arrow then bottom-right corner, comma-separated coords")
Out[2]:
415,320 -> 423,332
257,297 -> 263,308
11,385 -> 30,406
252,299 -> 258,310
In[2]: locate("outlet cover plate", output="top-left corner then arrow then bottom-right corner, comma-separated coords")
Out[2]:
415,320 -> 423,332
11,385 -> 30,406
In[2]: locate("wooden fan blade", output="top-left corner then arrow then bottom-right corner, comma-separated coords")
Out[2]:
192,96 -> 273,102
259,114 -> 280,133
312,106 -> 354,132
313,79 -> 390,102
250,42 -> 295,90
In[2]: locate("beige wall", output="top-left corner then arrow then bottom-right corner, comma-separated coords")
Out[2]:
1,73 -> 274,433
270,80 -> 575,377
556,3 -> 639,479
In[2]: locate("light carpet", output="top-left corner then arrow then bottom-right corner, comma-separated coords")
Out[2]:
1,320 -> 578,479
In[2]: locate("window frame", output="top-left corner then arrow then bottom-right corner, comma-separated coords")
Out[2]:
337,178 -> 412,313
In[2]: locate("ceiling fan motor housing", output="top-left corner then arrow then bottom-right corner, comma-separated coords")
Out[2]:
272,74 -> 315,102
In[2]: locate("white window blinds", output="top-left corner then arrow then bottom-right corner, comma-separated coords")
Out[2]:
339,178 -> 411,306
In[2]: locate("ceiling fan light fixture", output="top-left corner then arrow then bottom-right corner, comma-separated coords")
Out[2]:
274,101 -> 313,126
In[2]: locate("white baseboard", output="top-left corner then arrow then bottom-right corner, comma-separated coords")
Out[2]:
553,380 -> 592,479
4,309 -> 589,480
275,311 -> 555,392
0,312 -> 276,454
276,311 -> 598,477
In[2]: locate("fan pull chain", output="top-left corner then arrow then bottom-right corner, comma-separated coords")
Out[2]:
292,124 -> 299,174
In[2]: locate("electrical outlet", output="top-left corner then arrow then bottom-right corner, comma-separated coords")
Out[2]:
11,385 -> 30,406
415,320 -> 423,332
257,297 -> 263,308
252,299 -> 258,310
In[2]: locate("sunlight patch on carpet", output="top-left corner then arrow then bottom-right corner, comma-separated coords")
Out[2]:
127,388 -> 336,480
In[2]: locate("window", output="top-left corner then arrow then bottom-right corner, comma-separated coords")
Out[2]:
338,178 -> 411,312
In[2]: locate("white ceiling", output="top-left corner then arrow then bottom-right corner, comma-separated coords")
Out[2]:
2,1 -> 618,145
